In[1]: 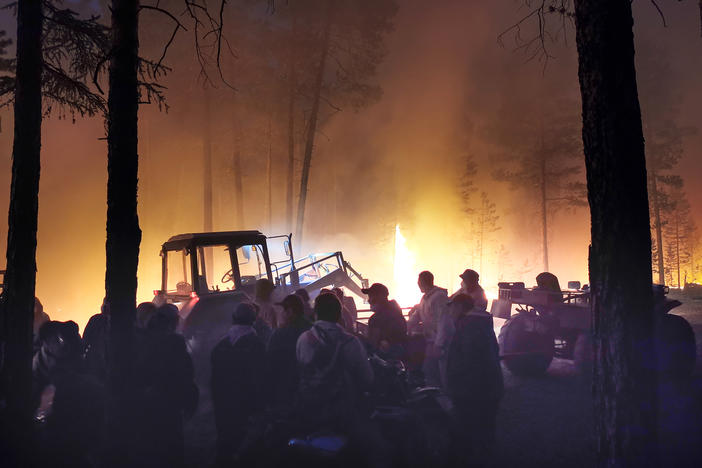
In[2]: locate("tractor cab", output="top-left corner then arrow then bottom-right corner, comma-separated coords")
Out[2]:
157,231 -> 275,305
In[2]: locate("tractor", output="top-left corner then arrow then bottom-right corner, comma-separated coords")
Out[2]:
491,282 -> 696,378
152,230 -> 368,362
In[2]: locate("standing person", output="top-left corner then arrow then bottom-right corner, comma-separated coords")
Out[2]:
32,297 -> 50,336
133,305 -> 198,468
331,287 -> 356,332
363,283 -> 407,359
254,278 -> 279,328
82,297 -> 110,382
450,269 -> 488,313
296,293 -> 386,468
407,271 -> 448,386
210,303 -> 266,466
294,288 -> 315,322
266,294 -> 311,410
443,294 -> 503,466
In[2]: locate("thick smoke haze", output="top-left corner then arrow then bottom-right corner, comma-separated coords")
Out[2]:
1,0 -> 701,329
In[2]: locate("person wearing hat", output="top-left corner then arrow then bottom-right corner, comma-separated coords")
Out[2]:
439,293 -> 503,466
265,294 -> 312,410
450,269 -> 488,313
362,283 -> 407,358
210,302 -> 266,465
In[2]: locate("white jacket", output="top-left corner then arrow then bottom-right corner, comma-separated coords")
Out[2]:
407,286 -> 448,342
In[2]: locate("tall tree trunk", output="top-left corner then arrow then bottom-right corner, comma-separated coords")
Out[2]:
649,171 -> 665,284
286,10 -> 298,232
675,211 -> 680,288
233,148 -> 244,228
105,0 -> 141,462
0,0 -> 42,462
574,2 -> 657,467
203,86 -> 213,233
540,154 -> 549,271
295,3 -> 333,245
267,115 -> 273,231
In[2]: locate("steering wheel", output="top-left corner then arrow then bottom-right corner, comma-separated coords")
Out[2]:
221,269 -> 234,284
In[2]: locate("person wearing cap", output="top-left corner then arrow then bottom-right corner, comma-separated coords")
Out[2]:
450,269 -> 488,313
441,293 -> 503,465
407,271 -> 448,386
265,294 -> 312,410
210,302 -> 266,465
331,287 -> 357,332
362,283 -> 407,358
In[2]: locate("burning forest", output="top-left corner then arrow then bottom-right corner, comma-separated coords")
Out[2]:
1,1 -> 702,467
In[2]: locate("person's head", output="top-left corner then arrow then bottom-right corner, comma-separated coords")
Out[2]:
314,293 -> 342,323
255,278 -> 275,301
232,302 -> 257,326
418,271 -> 434,293
148,304 -> 179,333
331,287 -> 345,301
294,288 -> 311,303
100,296 -> 110,315
277,294 -> 305,324
34,297 -> 44,317
459,269 -> 480,291
361,283 -> 389,306
447,293 -> 474,318
136,302 -> 158,329
536,272 -> 561,293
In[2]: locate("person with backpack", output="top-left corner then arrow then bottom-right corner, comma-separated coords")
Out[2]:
442,293 -> 503,466
295,293 -> 387,468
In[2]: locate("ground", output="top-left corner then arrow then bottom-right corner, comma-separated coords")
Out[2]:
183,292 -> 702,467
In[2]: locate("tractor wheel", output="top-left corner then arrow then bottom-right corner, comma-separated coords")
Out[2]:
573,332 -> 593,379
656,313 -> 696,379
498,311 -> 555,377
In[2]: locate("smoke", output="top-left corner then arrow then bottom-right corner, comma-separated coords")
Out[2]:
1,1 -> 702,327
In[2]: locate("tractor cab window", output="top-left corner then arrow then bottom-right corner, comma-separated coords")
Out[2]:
237,244 -> 266,286
197,244 -> 234,293
166,249 -> 192,295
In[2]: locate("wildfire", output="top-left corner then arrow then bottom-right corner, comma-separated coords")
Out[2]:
392,224 -> 422,308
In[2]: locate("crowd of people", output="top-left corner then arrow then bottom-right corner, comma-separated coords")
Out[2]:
28,267 -> 503,467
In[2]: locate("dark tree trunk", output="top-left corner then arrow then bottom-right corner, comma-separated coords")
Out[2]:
233,147 -> 244,227
540,153 -> 549,271
0,0 -> 42,462
286,11 -> 298,231
574,1 -> 657,467
105,0 -> 141,462
267,115 -> 273,231
649,171 -> 665,284
295,4 -> 333,245
203,86 -> 213,233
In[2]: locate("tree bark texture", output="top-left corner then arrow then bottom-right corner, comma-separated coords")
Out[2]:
286,11 -> 298,231
295,3 -> 333,245
0,0 -> 43,462
106,0 -> 141,461
540,152 -> 549,272
649,171 -> 665,285
574,1 -> 657,467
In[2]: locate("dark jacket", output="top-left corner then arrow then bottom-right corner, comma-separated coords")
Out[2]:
446,312 -> 503,405
265,315 -> 311,409
368,299 -> 407,350
210,326 -> 266,459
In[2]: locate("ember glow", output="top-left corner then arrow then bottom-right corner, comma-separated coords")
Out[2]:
392,224 -> 421,308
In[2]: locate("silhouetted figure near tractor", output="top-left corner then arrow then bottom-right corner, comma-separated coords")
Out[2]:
364,282 -> 407,359
266,294 -> 311,410
443,294 -> 503,467
211,302 -> 266,466
132,305 -> 198,467
81,297 -> 110,382
407,271 -> 448,386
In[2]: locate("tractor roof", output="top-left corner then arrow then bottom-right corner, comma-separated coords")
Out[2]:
162,231 -> 266,251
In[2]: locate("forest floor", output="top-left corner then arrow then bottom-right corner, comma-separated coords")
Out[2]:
183,291 -> 702,467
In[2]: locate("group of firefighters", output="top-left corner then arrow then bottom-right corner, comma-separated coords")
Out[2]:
26,266 -> 503,467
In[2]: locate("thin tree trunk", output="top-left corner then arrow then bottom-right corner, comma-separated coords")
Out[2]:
203,86 -> 213,233
267,115 -> 273,231
675,212 -> 681,288
105,0 -> 141,462
540,154 -> 549,272
649,171 -> 665,284
286,11 -> 298,231
574,1 -> 657,467
233,148 -> 244,228
0,0 -> 42,462
295,3 -> 333,245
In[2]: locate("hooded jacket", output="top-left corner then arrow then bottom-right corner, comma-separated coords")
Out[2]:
408,286 -> 448,342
